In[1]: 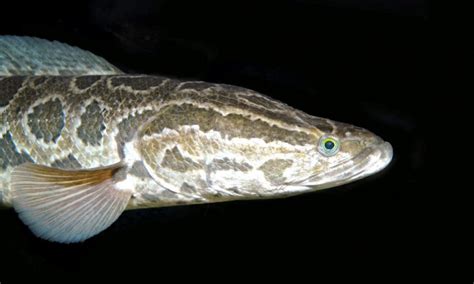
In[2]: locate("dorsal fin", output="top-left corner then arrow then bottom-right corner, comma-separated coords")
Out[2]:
0,35 -> 123,76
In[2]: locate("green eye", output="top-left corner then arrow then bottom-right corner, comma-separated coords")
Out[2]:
318,136 -> 340,156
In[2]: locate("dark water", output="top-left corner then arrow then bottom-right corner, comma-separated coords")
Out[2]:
0,0 -> 439,279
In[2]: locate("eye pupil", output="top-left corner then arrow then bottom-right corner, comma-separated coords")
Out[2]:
325,140 -> 335,150
318,135 -> 340,156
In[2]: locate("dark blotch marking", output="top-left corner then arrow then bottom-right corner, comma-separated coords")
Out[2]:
50,154 -> 82,169
225,187 -> 240,193
259,159 -> 294,185
31,77 -> 48,87
110,76 -> 167,91
180,182 -> 197,194
27,98 -> 64,143
129,161 -> 151,178
0,131 -> 34,169
0,77 -> 24,107
208,157 -> 252,172
77,100 -> 105,145
144,104 -> 316,146
75,76 -> 102,90
160,146 -> 202,172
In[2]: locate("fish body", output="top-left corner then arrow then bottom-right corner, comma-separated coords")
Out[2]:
0,36 -> 393,243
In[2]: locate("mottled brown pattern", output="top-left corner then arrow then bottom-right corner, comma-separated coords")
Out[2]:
77,100 -> 105,145
160,146 -> 202,172
6,86 -> 39,120
74,76 -> 102,90
110,76 -> 167,90
208,157 -> 252,172
0,75 -> 327,174
1,74 -> 338,210
259,159 -> 294,185
0,131 -> 34,169
38,76 -> 73,95
0,76 -> 25,107
143,103 -> 317,146
116,111 -> 154,143
30,76 -> 48,87
27,98 -> 64,143
170,86 -> 322,132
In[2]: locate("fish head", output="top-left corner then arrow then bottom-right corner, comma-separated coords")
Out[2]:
133,84 -> 393,202
278,120 -> 394,195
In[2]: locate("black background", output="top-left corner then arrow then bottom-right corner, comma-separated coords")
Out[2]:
0,0 -> 437,280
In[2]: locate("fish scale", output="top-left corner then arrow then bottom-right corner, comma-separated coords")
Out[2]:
0,36 -> 393,243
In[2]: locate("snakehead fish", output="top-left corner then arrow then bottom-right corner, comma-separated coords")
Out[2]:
0,36 -> 393,243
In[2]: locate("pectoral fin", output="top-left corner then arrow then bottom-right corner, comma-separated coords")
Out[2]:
11,163 -> 132,244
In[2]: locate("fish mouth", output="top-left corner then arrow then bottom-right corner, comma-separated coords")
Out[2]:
347,141 -> 393,181
304,140 -> 394,190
